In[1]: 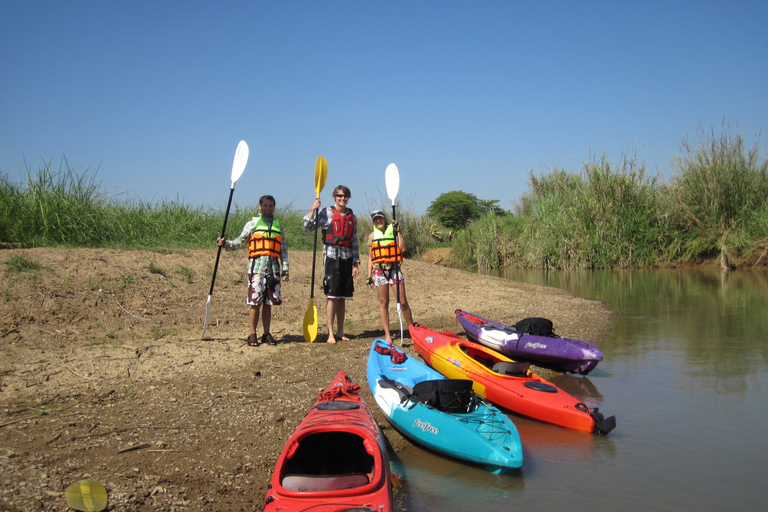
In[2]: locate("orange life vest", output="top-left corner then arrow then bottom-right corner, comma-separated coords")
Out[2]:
248,217 -> 282,258
370,225 -> 403,264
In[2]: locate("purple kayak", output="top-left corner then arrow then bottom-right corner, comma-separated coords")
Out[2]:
455,309 -> 603,375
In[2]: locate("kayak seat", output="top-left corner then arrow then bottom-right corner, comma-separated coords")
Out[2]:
473,354 -> 495,368
281,473 -> 370,491
492,361 -> 530,376
411,379 -> 474,413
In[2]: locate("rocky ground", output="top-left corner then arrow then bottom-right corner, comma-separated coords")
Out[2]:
0,247 -> 613,511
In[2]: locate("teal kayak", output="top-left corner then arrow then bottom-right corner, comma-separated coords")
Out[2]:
366,339 -> 523,472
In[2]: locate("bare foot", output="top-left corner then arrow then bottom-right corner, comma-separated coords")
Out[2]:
339,335 -> 350,341
326,336 -> 337,344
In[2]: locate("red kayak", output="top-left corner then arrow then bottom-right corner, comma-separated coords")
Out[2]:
263,371 -> 394,512
410,324 -> 616,435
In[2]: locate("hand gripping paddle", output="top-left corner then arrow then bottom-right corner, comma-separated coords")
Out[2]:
202,140 -> 249,339
303,155 -> 328,342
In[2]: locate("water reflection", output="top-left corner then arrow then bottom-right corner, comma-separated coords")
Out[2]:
479,267 -> 768,381
391,449 -> 525,512
400,267 -> 768,511
514,416 -> 617,462
548,373 -> 604,404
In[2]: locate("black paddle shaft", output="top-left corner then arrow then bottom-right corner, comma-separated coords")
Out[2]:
309,207 -> 319,299
208,186 -> 236,296
391,204 -> 400,306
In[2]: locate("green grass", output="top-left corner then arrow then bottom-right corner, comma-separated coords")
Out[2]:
664,122 -> 768,262
147,258 -> 167,277
175,265 -> 195,284
4,254 -> 43,273
3,123 -> 766,269
451,125 -> 766,269
523,155 -> 665,268
1,162 -> 444,254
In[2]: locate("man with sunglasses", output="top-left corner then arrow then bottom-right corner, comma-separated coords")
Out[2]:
304,185 -> 360,344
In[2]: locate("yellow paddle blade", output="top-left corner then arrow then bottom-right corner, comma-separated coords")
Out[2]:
303,300 -> 318,343
314,156 -> 328,198
65,479 -> 108,512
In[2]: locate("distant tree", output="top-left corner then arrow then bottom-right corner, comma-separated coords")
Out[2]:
478,199 -> 507,216
426,190 -> 483,230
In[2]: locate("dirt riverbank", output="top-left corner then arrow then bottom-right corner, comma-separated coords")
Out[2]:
1,247 -> 613,511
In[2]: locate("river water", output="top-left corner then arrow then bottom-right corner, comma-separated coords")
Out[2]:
394,269 -> 768,511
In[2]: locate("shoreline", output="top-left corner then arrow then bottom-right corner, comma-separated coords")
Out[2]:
1,248 -> 613,511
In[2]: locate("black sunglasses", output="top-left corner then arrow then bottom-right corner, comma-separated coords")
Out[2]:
334,194 -> 349,198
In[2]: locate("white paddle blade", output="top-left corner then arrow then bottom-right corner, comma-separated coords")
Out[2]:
230,140 -> 249,186
202,295 -> 212,339
385,163 -> 400,204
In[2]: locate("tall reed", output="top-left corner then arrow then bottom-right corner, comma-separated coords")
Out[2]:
5,124 -> 766,269
665,123 -> 768,261
0,172 -> 22,244
521,155 -> 664,268
0,162 -> 320,250
453,212 -> 528,269
2,160 -> 113,246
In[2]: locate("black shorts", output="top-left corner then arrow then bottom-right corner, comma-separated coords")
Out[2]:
323,257 -> 355,299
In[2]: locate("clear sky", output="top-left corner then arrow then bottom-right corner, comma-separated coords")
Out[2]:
2,1 -> 766,215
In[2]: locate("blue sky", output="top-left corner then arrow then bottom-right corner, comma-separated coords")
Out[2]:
2,1 -> 766,215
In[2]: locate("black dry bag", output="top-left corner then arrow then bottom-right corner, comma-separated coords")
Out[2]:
514,317 -> 556,337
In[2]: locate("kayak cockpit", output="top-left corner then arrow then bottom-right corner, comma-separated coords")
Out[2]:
460,344 -> 530,376
280,431 -> 375,491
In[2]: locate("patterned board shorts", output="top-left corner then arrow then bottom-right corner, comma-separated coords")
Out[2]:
371,267 -> 404,287
246,273 -> 282,306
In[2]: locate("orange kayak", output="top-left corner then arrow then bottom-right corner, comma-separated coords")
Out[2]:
410,324 -> 616,434
262,370 -> 394,511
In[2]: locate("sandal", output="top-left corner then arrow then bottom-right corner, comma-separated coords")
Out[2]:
263,333 -> 277,346
246,333 -> 260,347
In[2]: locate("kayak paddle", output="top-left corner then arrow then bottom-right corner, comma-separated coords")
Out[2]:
385,162 -> 403,345
303,155 -> 328,342
202,140 -> 249,339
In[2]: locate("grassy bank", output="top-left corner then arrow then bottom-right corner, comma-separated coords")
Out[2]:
456,126 -> 768,269
0,161 -> 432,256
3,126 -> 766,269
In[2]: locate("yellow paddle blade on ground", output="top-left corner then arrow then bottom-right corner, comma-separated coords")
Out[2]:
303,299 -> 318,343
65,479 -> 108,512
